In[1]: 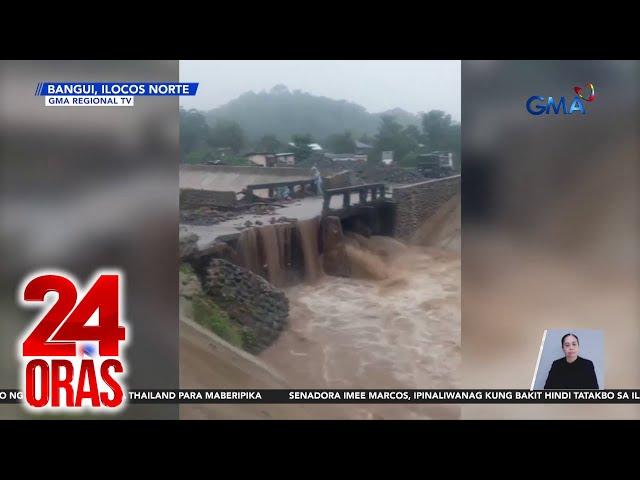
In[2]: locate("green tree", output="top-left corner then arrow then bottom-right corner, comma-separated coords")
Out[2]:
292,133 -> 315,145
179,108 -> 209,156
372,115 -> 419,163
420,110 -> 460,170
255,134 -> 283,152
208,120 -> 245,153
358,133 -> 375,146
421,110 -> 452,151
291,133 -> 315,161
446,122 -> 461,169
324,130 -> 356,153
404,124 -> 422,145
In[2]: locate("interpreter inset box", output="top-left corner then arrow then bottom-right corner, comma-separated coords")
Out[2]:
531,329 -> 604,390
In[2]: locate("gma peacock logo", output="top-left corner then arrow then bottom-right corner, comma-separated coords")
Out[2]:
526,83 -> 596,116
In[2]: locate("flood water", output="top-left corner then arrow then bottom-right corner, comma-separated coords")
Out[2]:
182,190 -> 461,419
260,243 -> 461,419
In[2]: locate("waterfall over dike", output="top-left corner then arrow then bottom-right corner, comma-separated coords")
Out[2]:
182,213 -> 405,291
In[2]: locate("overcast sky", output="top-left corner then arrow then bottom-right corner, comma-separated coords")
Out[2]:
180,60 -> 460,121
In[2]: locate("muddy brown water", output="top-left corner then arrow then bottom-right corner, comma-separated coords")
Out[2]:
185,197 -> 461,419
260,241 -> 461,419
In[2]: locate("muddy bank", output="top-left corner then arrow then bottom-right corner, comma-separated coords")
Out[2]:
180,202 -> 280,226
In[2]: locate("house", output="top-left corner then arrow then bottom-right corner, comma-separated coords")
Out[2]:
324,153 -> 368,163
355,140 -> 373,155
244,152 -> 276,167
274,152 -> 296,166
381,151 -> 394,165
244,151 -> 296,167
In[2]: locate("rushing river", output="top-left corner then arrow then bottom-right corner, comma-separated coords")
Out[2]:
260,240 -> 461,419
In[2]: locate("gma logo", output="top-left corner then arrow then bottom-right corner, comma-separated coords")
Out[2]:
526,83 -> 595,116
526,96 -> 586,115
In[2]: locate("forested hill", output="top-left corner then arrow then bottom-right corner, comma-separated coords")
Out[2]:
203,85 -> 421,141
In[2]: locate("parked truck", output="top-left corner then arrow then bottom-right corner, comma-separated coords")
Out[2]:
416,152 -> 455,178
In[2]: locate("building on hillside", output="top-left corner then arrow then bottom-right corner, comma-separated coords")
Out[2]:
381,151 -> 394,165
355,140 -> 373,155
244,151 -> 296,167
274,152 -> 296,166
244,152 -> 276,167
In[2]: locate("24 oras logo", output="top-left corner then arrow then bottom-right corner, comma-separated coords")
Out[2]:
17,270 -> 129,412
526,82 -> 596,115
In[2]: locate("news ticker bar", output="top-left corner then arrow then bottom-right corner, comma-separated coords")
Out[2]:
3,389 -> 640,404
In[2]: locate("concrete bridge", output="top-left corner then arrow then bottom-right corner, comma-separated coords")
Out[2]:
245,178 -> 317,201
321,183 -> 396,237
180,163 -> 460,246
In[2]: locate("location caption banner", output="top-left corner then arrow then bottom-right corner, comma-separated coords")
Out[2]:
35,82 -> 199,96
36,82 -> 199,107
3,390 -> 640,405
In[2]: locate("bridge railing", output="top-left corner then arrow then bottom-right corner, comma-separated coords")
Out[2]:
245,179 -> 316,200
322,183 -> 386,214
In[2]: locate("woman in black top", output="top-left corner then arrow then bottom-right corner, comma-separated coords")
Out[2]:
543,333 -> 599,390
